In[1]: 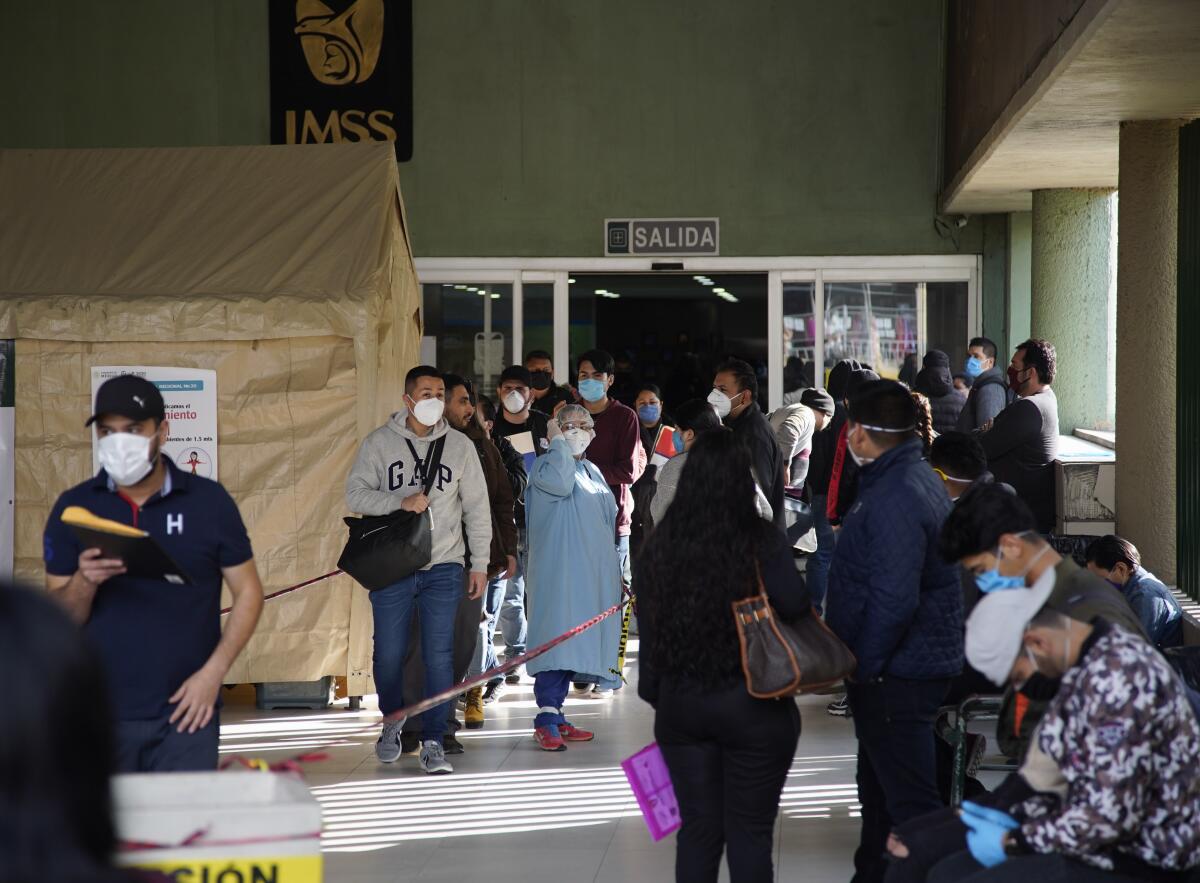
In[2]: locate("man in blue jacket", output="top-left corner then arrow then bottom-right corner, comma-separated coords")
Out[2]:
825,380 -> 964,883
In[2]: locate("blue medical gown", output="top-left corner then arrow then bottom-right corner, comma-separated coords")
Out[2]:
525,436 -> 623,679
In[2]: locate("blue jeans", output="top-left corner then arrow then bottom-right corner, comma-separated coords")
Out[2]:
534,669 -> 573,728
808,494 -> 836,613
470,573 -> 506,680
369,563 -> 463,740
499,527 -> 528,660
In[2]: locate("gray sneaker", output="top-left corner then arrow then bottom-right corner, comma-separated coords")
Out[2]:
375,717 -> 405,763
419,739 -> 453,775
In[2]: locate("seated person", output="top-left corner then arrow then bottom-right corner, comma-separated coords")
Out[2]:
923,581 -> 1200,882
1085,535 -> 1184,650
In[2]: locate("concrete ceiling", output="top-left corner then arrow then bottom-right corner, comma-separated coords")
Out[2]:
942,0 -> 1200,214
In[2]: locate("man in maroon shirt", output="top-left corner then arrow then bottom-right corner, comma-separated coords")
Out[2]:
575,348 -> 641,696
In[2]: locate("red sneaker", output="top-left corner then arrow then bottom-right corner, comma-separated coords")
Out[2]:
534,725 -> 567,752
559,723 -> 595,742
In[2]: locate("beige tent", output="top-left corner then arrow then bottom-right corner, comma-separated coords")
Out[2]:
0,142 -> 419,695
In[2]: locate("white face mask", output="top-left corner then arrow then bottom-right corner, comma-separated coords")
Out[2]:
707,387 -> 738,419
409,396 -> 445,427
97,432 -> 155,487
563,428 -> 592,456
847,426 -> 875,468
502,389 -> 528,415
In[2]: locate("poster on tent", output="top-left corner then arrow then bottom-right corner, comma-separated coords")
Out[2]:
90,367 -> 218,480
0,341 -> 14,581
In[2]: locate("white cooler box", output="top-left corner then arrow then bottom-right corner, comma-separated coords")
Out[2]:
114,772 -> 322,882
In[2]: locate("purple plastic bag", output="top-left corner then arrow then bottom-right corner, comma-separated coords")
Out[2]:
621,742 -> 681,841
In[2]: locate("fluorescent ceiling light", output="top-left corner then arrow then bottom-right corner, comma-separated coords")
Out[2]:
490,293 -> 500,299
713,288 -> 727,294
568,277 -> 576,284
595,289 -> 608,295
454,285 -> 467,290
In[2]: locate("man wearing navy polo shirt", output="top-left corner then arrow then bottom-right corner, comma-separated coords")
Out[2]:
43,375 -> 264,772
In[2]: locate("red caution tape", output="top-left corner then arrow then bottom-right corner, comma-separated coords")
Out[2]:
377,589 -> 634,726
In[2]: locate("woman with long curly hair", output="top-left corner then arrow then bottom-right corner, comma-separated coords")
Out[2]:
635,430 -> 811,883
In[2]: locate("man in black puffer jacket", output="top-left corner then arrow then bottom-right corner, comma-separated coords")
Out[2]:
915,350 -> 966,436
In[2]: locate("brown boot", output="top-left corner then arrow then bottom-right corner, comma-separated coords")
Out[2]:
464,687 -> 485,730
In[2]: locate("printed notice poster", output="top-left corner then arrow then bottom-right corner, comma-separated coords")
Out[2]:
91,367 -> 218,479
0,341 -> 14,581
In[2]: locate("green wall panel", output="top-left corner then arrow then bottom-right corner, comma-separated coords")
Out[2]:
1,0 -> 980,260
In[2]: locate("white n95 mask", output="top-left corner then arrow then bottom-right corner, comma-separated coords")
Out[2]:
502,390 -> 527,414
410,397 -> 445,427
707,387 -> 736,419
563,428 -> 592,456
97,433 -> 154,487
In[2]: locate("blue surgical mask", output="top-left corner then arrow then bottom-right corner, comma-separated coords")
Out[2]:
974,541 -> 1049,593
965,356 -> 985,379
638,404 -> 661,424
672,429 -> 686,453
578,378 -> 606,403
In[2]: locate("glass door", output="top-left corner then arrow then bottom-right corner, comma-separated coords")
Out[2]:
420,281 -> 514,398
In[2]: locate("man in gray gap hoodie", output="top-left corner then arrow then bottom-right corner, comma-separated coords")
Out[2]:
345,365 -> 492,775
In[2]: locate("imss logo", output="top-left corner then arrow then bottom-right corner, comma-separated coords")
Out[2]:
295,0 -> 383,85
270,0 -> 414,159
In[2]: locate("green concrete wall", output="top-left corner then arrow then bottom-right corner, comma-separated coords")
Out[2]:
1007,211 -> 1033,354
1,0 -> 980,260
1031,189 -> 1117,434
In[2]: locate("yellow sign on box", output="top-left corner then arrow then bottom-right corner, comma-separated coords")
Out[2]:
126,854 -> 322,883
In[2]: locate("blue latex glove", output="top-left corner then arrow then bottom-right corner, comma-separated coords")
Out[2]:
960,801 -> 1018,868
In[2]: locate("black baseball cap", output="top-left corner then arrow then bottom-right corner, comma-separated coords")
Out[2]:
86,375 -> 166,427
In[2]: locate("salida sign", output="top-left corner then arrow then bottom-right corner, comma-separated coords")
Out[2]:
269,0 -> 413,160
605,218 -> 720,256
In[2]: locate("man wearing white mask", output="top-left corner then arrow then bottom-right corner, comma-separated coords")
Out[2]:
489,365 -> 550,689
44,374 -> 264,772
524,404 -> 622,751
710,358 -> 786,530
345,365 -> 492,774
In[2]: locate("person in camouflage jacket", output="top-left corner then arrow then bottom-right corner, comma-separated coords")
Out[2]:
1006,618 -> 1200,877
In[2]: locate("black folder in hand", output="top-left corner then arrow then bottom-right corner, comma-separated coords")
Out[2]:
61,506 -> 193,585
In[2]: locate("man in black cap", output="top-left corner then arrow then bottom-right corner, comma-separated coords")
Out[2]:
42,374 -> 264,772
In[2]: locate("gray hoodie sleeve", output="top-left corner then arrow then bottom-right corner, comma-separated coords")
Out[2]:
345,432 -> 398,516
457,437 -> 494,574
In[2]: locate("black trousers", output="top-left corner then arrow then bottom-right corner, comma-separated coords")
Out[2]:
847,676 -> 952,883
401,572 -> 485,735
655,683 -> 801,883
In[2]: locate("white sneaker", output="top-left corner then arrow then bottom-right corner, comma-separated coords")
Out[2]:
419,739 -> 453,775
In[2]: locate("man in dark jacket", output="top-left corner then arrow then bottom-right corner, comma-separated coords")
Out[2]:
957,336 -> 1011,432
978,339 -> 1060,533
710,357 -> 785,530
825,380 -> 964,883
915,350 -> 966,436
806,359 -> 859,609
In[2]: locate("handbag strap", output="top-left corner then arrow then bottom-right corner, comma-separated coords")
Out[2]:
405,436 -> 447,497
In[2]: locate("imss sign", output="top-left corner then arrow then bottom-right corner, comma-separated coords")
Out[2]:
605,218 -> 719,256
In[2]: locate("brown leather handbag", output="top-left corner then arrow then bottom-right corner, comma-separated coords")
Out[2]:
733,567 -> 857,698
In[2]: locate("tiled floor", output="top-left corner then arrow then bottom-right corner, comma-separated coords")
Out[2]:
219,644 -> 878,882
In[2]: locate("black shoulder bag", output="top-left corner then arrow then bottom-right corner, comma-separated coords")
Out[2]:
338,436 -> 446,591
